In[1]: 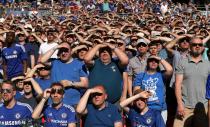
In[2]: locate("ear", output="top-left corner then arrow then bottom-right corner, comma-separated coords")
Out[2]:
13,90 -> 16,96
104,93 -> 108,100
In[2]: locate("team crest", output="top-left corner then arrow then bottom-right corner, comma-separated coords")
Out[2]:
146,117 -> 152,124
61,113 -> 67,118
15,113 -> 21,119
13,50 -> 17,54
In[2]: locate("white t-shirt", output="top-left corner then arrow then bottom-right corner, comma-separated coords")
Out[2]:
39,42 -> 58,58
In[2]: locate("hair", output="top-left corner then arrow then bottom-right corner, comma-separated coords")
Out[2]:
50,82 -> 64,90
99,46 -> 112,57
1,80 -> 16,90
94,84 -> 107,94
189,37 -> 202,44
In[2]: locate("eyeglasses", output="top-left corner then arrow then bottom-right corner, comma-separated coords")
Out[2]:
0,89 -> 13,94
191,43 -> 203,47
51,88 -> 64,95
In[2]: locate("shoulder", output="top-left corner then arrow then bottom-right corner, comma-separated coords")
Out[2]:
63,104 -> 75,113
15,44 -> 26,52
16,101 -> 33,113
0,103 -> 3,108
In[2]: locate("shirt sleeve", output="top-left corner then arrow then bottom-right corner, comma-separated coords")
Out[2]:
112,106 -> 122,124
79,63 -> 88,77
175,59 -> 184,74
155,110 -> 166,127
67,107 -> 77,123
206,75 -> 210,99
19,46 -> 28,61
133,73 -> 143,87
127,62 -> 133,76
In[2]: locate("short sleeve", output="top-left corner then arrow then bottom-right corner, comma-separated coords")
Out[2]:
206,75 -> 210,99
175,59 -> 184,74
19,46 -> 28,61
127,62 -> 133,76
111,105 -> 122,123
155,110 -> 165,127
67,107 -> 77,123
133,73 -> 144,87
79,63 -> 88,77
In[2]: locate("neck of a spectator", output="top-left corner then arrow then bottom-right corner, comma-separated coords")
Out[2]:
190,54 -> 202,63
19,41 -> 25,45
138,53 -> 147,59
52,102 -> 62,109
147,69 -> 157,74
24,92 -> 33,99
95,102 -> 106,110
5,98 -> 16,109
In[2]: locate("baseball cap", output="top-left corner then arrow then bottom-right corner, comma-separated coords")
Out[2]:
136,39 -> 148,46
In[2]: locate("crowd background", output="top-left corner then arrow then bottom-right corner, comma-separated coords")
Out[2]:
0,0 -> 210,127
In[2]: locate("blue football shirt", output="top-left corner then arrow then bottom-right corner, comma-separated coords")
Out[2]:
43,104 -> 76,127
0,101 -> 33,127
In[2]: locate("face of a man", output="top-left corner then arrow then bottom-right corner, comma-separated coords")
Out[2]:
92,86 -> 107,107
179,39 -> 190,50
1,83 -> 16,103
190,38 -> 204,57
18,34 -> 26,42
23,83 -> 32,95
59,43 -> 72,62
50,85 -> 64,104
47,33 -> 55,42
137,43 -> 148,55
149,45 -> 158,56
78,49 -> 87,60
99,50 -> 111,64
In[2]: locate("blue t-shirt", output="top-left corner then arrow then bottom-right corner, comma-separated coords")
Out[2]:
128,108 -> 165,127
0,101 -> 33,127
35,78 -> 52,91
43,104 -> 76,127
206,74 -> 210,99
51,58 -> 88,105
2,44 -> 27,79
133,72 -> 166,111
84,102 -> 122,127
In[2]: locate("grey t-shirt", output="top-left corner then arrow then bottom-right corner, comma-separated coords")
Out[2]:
175,56 -> 210,108
18,96 -> 37,109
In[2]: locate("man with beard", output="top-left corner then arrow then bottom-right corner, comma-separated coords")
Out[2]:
32,82 -> 76,127
174,37 -> 210,127
0,81 -> 33,126
76,85 -> 123,127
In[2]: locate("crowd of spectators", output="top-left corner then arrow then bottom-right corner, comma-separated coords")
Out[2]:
0,0 -> 210,127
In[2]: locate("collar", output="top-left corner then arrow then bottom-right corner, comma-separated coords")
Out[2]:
188,55 -> 204,63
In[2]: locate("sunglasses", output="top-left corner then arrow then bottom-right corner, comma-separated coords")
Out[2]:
91,92 -> 103,97
117,43 -> 124,47
1,89 -> 13,94
137,43 -> 147,47
51,88 -> 64,95
37,67 -> 51,71
191,43 -> 203,47
59,47 -> 69,53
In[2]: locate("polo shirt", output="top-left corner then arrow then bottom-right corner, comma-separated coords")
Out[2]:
0,101 -> 33,127
88,59 -> 123,103
84,102 -> 122,127
128,108 -> 165,127
175,56 -> 210,108
43,104 -> 76,127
